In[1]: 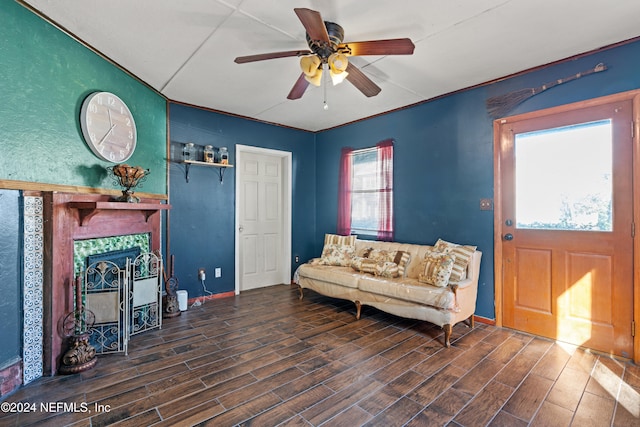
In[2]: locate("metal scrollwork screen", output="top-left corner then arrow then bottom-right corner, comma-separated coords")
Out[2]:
128,252 -> 163,336
84,260 -> 129,355
83,251 -> 163,356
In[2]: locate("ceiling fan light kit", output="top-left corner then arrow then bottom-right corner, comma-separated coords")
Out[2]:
234,8 -> 415,101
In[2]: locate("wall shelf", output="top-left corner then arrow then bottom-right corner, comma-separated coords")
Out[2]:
182,160 -> 234,183
68,201 -> 171,226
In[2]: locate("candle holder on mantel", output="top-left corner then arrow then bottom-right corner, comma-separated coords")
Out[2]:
58,277 -> 97,375
107,164 -> 150,203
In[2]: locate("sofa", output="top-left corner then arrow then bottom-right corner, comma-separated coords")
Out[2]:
295,235 -> 482,347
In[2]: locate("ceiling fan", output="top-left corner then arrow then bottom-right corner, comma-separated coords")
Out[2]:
234,8 -> 415,100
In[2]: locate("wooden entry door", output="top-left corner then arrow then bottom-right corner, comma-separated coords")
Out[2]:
499,100 -> 634,358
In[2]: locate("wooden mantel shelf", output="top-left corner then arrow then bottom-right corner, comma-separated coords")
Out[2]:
68,201 -> 171,226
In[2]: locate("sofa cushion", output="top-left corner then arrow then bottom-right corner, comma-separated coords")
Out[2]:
434,239 -> 477,282
418,251 -> 456,287
298,264 -> 360,289
357,276 -> 456,310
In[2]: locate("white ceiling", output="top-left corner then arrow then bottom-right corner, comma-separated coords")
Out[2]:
20,0 -> 640,132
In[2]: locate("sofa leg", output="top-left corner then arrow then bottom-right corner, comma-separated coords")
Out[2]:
443,324 -> 452,348
467,315 -> 475,329
298,286 -> 304,301
355,301 -> 362,320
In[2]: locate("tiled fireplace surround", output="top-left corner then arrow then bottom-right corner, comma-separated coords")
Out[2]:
36,192 -> 167,376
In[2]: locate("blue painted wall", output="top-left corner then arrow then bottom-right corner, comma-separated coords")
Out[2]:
168,104 -> 317,300
4,0 -> 640,380
316,40 -> 640,319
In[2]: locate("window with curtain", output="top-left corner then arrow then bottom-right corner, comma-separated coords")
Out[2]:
337,139 -> 394,240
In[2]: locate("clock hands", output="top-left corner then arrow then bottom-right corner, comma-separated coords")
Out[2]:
98,123 -> 116,146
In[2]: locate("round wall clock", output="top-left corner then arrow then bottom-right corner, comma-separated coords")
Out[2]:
80,91 -> 137,162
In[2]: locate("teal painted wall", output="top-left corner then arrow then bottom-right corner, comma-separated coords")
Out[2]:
0,2 -> 167,194
0,190 -> 21,365
0,2 -> 168,380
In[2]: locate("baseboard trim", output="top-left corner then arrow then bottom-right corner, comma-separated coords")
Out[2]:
188,291 -> 235,306
474,315 -> 496,326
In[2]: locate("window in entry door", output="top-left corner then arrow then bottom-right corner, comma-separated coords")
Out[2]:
514,119 -> 613,232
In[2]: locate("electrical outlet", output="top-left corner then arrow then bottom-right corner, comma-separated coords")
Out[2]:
215,267 -> 221,278
198,268 -> 206,281
480,198 -> 493,211
295,255 -> 299,263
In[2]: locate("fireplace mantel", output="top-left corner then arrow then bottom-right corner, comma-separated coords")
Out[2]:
68,201 -> 171,226
43,192 -> 169,375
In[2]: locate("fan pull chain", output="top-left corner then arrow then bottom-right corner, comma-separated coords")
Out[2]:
323,63 -> 329,110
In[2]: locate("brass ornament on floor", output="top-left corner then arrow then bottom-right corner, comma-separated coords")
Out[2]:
58,306 -> 97,375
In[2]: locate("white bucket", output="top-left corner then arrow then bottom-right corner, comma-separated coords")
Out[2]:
177,290 -> 188,311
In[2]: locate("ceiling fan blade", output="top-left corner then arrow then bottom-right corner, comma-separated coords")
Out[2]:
294,8 -> 330,42
235,50 -> 311,64
339,38 -> 415,56
345,63 -> 381,97
287,73 -> 310,100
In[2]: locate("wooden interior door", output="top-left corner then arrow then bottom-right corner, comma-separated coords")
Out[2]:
500,100 -> 634,358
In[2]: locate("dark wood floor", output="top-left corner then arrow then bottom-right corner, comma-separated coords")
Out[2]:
2,284 -> 639,426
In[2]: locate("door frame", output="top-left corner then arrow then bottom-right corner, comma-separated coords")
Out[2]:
234,144 -> 292,294
493,89 -> 640,363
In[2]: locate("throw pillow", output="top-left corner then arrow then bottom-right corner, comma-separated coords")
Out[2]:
394,251 -> 411,277
318,234 -> 356,267
376,261 -> 400,278
364,248 -> 411,277
418,251 -> 456,287
319,243 -> 355,266
433,239 -> 476,282
324,233 -> 356,246
351,256 -> 378,275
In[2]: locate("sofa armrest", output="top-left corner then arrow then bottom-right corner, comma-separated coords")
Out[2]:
449,277 -> 474,289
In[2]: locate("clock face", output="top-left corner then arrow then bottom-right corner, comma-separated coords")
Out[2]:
80,92 -> 137,162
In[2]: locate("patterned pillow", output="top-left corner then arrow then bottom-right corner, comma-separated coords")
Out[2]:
363,248 -> 411,277
319,243 -> 355,266
394,251 -> 411,277
433,239 -> 476,282
367,248 -> 395,263
318,234 -> 356,266
324,233 -> 356,246
376,261 -> 400,278
418,251 -> 456,287
351,256 -> 378,275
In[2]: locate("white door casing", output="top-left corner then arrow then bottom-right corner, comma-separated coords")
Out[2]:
235,145 -> 291,293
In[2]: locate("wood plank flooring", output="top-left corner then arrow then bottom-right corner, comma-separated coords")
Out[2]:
1,284 -> 639,426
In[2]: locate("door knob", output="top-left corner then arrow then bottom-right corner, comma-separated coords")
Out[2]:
239,225 -> 244,232
504,233 -> 513,241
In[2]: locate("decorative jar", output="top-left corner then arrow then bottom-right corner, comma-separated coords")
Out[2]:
204,145 -> 215,163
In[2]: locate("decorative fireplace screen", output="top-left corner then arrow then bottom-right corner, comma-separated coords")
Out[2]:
83,251 -> 162,355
